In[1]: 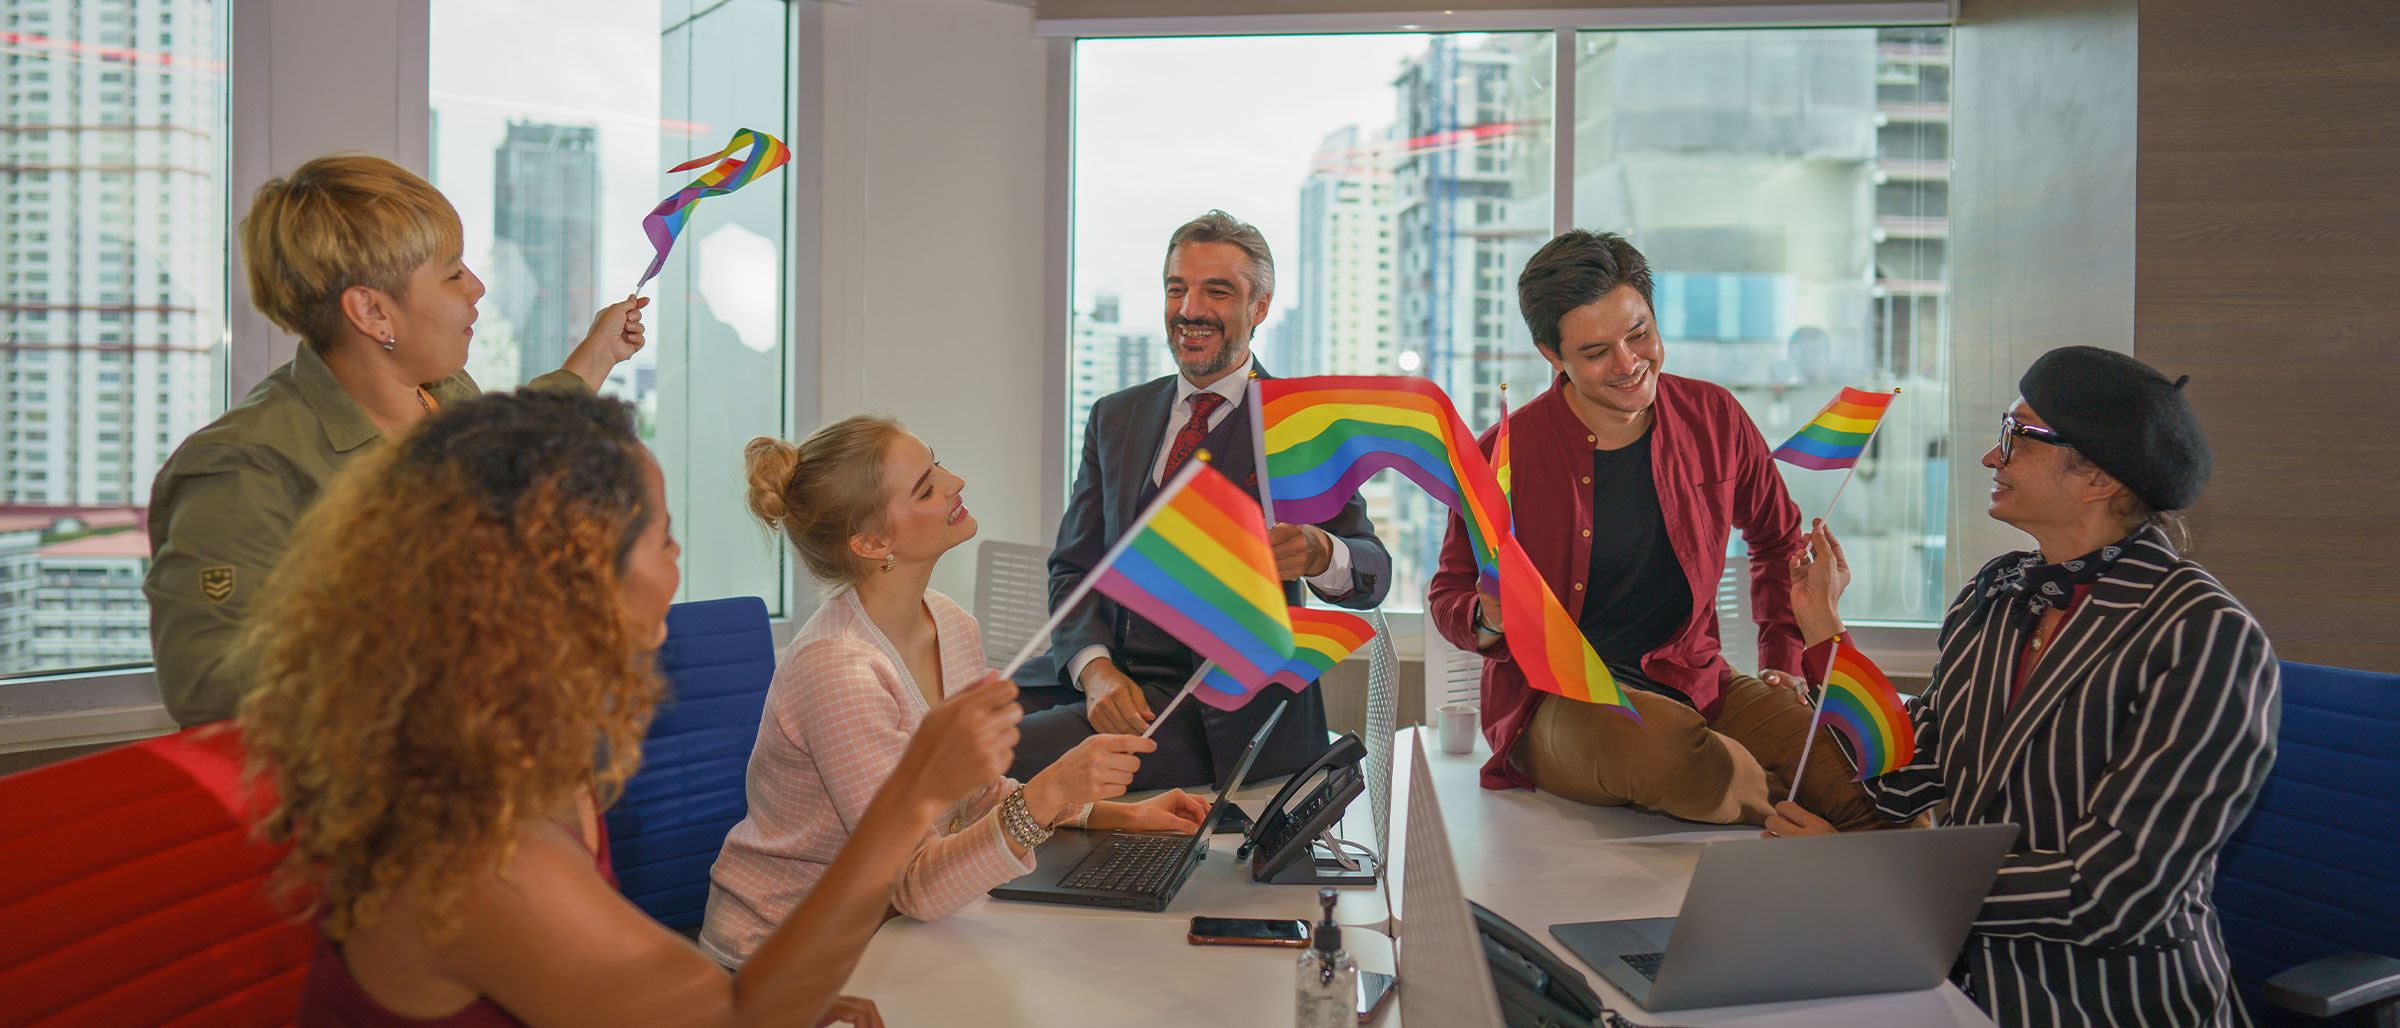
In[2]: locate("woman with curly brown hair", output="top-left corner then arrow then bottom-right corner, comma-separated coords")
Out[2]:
240,388 -> 1022,1028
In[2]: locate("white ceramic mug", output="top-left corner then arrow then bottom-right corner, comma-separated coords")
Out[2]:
1437,702 -> 1479,755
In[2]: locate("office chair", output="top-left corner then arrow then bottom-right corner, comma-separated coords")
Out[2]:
0,726 -> 308,1027
2216,661 -> 2400,1027
607,595 -> 778,931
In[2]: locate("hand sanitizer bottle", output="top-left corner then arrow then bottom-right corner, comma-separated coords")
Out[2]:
1297,888 -> 1358,1028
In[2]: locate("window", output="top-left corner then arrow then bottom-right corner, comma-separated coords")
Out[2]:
1069,33 -> 1554,607
1066,27 -> 1949,624
1567,27 -> 1951,624
431,0 -> 794,615
0,0 -> 226,678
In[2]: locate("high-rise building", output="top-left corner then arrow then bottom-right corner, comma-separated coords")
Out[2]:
2,0 -> 224,508
1067,289 -> 1162,462
1392,36 -> 1542,437
490,120 -> 598,384
1291,125 -> 1396,378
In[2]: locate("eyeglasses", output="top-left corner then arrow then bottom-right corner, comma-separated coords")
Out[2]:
1997,412 -> 2070,467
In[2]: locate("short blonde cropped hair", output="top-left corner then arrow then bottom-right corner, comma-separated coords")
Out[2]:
241,154 -> 464,349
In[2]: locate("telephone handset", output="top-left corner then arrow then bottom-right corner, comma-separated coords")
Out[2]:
1244,732 -> 1369,883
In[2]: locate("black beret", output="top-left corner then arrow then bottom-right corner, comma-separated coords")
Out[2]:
2019,346 -> 2212,511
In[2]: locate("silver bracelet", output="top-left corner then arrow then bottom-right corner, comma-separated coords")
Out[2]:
998,788 -> 1054,850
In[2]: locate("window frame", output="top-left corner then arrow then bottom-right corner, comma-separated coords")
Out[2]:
1039,5 -> 1951,664
4,0 -> 819,747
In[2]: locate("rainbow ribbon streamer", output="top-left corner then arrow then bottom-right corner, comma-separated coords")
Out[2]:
1258,376 -> 1633,717
636,127 -> 792,289
1771,387 -> 1896,471
1196,607 -> 1375,712
1090,461 -> 1295,690
1814,634 -> 1916,780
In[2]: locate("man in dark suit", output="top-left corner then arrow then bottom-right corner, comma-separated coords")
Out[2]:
1012,210 -> 1391,791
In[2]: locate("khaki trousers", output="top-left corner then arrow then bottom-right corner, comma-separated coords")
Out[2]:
1514,673 -> 1897,831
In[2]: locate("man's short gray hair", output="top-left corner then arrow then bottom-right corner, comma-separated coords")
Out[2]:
1163,210 -> 1274,300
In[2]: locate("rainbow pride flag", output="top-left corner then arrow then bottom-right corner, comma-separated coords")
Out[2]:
1196,607 -> 1375,711
1091,461 -> 1295,690
1771,387 -> 1897,471
1814,634 -> 1915,780
1258,376 -> 1511,580
1257,376 -> 1633,718
636,128 -> 792,288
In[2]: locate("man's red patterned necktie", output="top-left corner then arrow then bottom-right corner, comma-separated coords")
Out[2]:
1159,391 -> 1227,483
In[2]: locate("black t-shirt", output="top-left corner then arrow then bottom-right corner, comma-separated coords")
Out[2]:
1576,429 -> 1694,704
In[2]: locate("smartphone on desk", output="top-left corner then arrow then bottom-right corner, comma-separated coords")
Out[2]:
1188,916 -> 1311,947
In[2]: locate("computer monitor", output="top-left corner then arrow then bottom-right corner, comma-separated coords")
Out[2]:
1395,732 -> 1506,1028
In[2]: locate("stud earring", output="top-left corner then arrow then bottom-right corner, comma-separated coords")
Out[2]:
382,335 -> 397,352
880,553 -> 896,574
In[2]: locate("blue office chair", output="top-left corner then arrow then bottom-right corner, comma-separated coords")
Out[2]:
2216,661 -> 2400,1027
607,596 -> 778,930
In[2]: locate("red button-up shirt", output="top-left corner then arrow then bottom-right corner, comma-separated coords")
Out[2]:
1430,373 -> 1807,790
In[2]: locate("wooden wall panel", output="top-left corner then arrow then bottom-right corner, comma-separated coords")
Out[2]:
2137,0 -> 2400,672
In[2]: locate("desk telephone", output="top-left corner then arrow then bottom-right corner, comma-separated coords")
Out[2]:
1239,733 -> 1377,886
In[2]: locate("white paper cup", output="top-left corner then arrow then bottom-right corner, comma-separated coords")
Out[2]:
1437,702 -> 1479,755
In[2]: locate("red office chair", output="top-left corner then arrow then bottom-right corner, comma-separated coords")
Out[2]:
0,725 -> 309,1028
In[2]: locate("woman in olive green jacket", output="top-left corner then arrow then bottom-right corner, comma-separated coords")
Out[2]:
145,154 -> 649,726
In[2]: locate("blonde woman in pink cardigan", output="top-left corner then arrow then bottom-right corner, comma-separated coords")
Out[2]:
703,415 -> 1210,967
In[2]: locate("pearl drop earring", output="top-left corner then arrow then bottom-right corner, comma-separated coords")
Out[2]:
382,335 -> 397,352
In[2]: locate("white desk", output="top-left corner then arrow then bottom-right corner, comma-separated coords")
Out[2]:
842,778 -> 1398,1027
1391,726 -> 1994,1028
842,730 -> 1995,1027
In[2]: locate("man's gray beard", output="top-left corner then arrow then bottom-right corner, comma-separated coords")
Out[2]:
1174,339 -> 1241,380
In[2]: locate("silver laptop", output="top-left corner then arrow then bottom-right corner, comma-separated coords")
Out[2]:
1549,823 -> 2017,1011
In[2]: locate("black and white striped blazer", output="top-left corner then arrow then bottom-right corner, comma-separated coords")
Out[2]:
1862,524 -> 2281,1028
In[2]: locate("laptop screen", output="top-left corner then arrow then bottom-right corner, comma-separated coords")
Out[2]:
1193,698 -> 1286,838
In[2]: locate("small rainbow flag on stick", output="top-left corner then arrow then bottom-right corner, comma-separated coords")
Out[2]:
1257,376 -> 1634,719
1197,607 -> 1374,710
1770,387 -> 1897,471
635,127 -> 792,290
1787,634 -> 1916,796
1771,386 -> 1900,522
996,457 -> 1294,697
1146,607 -> 1378,736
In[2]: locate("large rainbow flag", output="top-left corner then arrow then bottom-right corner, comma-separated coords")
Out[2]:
1257,376 -> 1633,717
1258,376 -> 1511,580
636,128 -> 792,289
1090,461 -> 1295,690
1812,634 -> 1916,780
1770,387 -> 1897,471
1196,607 -> 1375,711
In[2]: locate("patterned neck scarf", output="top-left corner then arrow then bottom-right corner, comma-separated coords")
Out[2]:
1985,534 -> 2135,633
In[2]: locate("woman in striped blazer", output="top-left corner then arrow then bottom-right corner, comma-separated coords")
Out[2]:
1767,347 -> 2280,1028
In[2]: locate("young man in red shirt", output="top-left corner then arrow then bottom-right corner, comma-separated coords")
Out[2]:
1428,230 -> 1883,829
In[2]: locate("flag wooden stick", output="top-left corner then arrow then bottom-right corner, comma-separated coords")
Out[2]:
1140,662 -> 1214,740
1246,374 -> 1276,530
1815,387 -> 1901,524
1787,687 -> 1831,807
995,456 -> 1215,683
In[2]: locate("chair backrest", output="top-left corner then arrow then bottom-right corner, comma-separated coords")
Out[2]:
1419,606 -> 1483,720
0,726 -> 308,1028
1714,551 -> 1759,675
1361,608 -> 1401,862
2216,660 -> 2400,1027
974,540 -> 1053,671
607,595 -> 778,931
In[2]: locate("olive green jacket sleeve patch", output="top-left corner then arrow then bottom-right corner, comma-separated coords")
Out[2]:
199,565 -> 235,603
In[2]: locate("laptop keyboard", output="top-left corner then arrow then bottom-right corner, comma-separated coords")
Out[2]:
1619,951 -> 1666,982
1059,833 -> 1187,894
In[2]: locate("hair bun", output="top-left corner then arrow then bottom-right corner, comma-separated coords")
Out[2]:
742,436 -> 801,528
